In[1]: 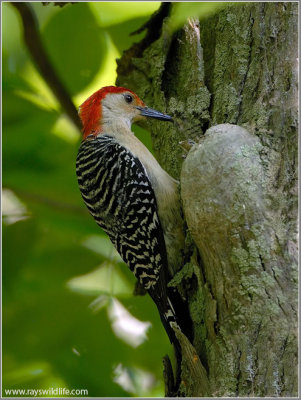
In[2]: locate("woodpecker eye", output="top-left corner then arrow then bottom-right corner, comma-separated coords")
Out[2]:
124,94 -> 133,104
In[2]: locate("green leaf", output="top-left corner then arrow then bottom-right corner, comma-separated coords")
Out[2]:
67,261 -> 133,297
106,17 -> 150,54
81,235 -> 122,262
2,3 -> 27,62
88,2 -> 160,27
42,3 -> 107,95
2,3 -> 169,396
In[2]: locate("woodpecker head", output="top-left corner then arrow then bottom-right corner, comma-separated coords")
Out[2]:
79,86 -> 173,139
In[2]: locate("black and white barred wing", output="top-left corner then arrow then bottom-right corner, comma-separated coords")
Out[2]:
76,135 -> 168,291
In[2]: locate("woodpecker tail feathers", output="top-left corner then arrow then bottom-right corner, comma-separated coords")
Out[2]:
148,275 -> 193,356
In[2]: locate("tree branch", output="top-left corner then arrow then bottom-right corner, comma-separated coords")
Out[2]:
11,2 -> 81,130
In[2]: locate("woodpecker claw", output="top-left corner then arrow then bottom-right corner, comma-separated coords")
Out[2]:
179,139 -> 196,153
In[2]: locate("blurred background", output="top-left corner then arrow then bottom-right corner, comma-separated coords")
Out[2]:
2,2 -> 170,397
2,1 -> 226,396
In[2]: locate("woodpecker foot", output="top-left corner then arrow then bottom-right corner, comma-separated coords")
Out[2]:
179,139 -> 196,157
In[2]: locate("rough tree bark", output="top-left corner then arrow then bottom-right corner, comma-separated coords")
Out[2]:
116,2 -> 298,397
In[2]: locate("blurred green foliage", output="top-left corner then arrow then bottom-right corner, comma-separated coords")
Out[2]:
2,1 -> 226,397
2,2 -> 169,397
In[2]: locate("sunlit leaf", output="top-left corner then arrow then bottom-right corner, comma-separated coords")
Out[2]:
42,2 -> 107,95
108,298 -> 151,347
2,3 -> 27,64
106,17 -> 149,54
67,261 -> 132,297
74,32 -> 119,106
31,2 -> 62,29
2,188 -> 31,225
88,2 -> 160,27
51,114 -> 79,144
81,235 -> 122,262
113,363 -> 160,396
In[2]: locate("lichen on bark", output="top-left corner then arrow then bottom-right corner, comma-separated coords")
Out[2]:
181,124 -> 297,396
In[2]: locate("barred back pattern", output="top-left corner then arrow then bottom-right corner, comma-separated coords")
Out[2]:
76,135 -> 183,339
76,132 -> 195,386
76,134 -> 168,291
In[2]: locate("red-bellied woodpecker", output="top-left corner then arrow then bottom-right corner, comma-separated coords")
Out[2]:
76,86 -> 189,359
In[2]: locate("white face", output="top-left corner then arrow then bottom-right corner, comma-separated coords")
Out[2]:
101,92 -> 145,126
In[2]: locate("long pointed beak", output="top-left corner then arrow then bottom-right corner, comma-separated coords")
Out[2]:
136,106 -> 173,122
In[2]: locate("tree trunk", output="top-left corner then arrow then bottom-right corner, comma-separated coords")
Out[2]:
116,2 -> 298,397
